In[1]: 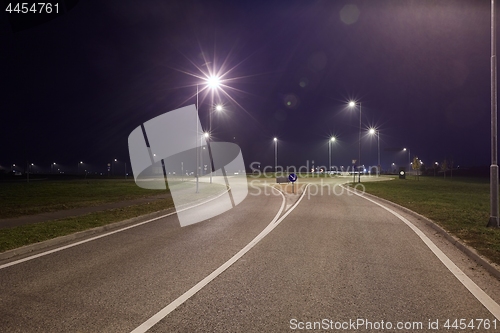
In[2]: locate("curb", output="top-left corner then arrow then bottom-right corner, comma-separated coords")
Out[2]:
0,207 -> 175,261
350,186 -> 500,281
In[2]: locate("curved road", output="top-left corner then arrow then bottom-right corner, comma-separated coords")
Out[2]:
1,177 -> 500,332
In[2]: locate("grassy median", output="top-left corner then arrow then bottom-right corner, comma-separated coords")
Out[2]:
0,199 -> 175,253
357,176 -> 500,265
0,179 -> 227,252
0,179 -> 167,219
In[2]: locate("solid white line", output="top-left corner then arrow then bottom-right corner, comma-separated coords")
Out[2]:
344,185 -> 500,321
0,188 -> 230,270
130,184 -> 309,333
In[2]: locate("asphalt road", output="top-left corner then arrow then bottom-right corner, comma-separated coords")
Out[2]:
2,176 -> 500,332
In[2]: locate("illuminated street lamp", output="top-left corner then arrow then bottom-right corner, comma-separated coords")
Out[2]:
403,148 -> 411,173
348,101 -> 362,182
215,104 -> 223,112
274,137 -> 278,173
206,78 -> 220,185
78,161 -> 83,175
329,136 -> 336,172
369,128 -> 380,176
113,159 -> 117,176
196,75 -> 221,190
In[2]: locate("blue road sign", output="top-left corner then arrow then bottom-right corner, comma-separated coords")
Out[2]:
288,173 -> 297,182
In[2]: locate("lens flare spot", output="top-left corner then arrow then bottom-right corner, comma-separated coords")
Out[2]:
340,4 -> 360,25
283,94 -> 299,109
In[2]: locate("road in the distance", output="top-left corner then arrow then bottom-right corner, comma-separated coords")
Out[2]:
2,176 -> 500,332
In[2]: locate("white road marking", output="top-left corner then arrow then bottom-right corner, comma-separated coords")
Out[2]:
130,184 -> 310,333
0,188 -> 230,270
344,185 -> 500,321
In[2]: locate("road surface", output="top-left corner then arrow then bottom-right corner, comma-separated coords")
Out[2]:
2,176 -> 500,332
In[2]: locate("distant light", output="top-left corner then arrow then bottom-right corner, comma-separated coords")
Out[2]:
403,148 -> 407,151
80,161 -> 83,164
331,137 -> 336,142
274,137 -> 277,141
204,132 -> 209,138
215,104 -> 223,111
369,128 -> 375,135
114,159 -> 117,162
348,101 -> 356,107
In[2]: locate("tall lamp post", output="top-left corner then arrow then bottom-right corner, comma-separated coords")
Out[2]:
348,101 -> 362,182
207,78 -> 220,185
369,128 -> 380,176
489,0 -> 499,227
329,136 -> 336,173
274,137 -> 278,173
403,148 -> 410,174
196,76 -> 221,190
196,84 -> 200,193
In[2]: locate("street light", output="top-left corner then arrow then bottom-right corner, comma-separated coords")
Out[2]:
196,75 -> 221,190
207,75 -> 220,89
329,136 -> 336,173
274,137 -> 278,173
403,148 -> 410,173
207,79 -> 221,185
489,0 -> 499,227
113,159 -> 117,176
78,161 -> 83,175
369,128 -> 380,176
348,101 -> 362,182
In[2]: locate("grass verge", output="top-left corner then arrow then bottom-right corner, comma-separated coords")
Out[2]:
355,176 -> 500,265
0,198 -> 174,253
0,179 -> 167,219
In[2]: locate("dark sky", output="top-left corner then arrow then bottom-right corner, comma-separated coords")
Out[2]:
0,0 -> 495,173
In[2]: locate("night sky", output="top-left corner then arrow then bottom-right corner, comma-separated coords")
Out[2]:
0,0 -> 495,174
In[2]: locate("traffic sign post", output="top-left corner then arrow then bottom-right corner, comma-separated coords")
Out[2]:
288,173 -> 297,193
352,160 -> 357,183
399,167 -> 406,179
